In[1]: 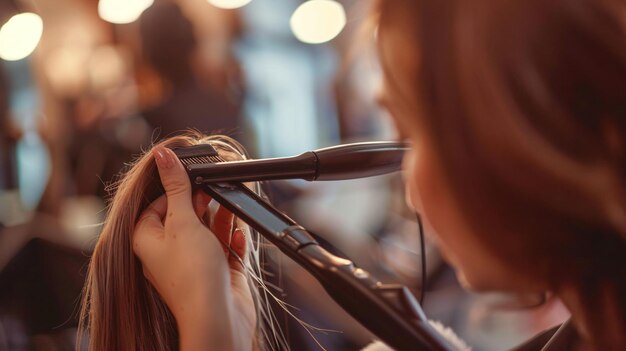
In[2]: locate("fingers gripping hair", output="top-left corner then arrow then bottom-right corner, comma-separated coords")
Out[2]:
78,132 -> 287,351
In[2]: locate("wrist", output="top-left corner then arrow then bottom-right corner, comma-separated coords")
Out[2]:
167,257 -> 230,320
176,291 -> 236,351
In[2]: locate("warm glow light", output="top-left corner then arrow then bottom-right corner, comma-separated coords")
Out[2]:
0,13 -> 43,61
290,0 -> 346,44
98,0 -> 154,24
45,46 -> 89,96
88,46 -> 126,90
207,0 -> 253,9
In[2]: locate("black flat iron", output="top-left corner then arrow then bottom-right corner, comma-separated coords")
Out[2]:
177,141 -> 408,184
173,142 -> 455,351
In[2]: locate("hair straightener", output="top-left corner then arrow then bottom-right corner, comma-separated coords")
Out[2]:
173,142 -> 455,351
177,141 -> 408,184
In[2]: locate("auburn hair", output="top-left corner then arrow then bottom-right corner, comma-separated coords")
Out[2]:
377,0 -> 626,349
77,133 -> 284,350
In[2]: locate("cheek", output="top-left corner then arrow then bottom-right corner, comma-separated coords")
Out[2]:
403,144 -> 480,281
407,146 -> 467,249
403,146 -> 452,255
403,145 -> 527,291
403,145 -> 446,236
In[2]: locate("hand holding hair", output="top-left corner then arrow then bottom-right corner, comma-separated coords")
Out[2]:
132,146 -> 256,351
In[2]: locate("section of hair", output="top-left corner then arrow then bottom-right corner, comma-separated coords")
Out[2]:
77,131 -> 287,350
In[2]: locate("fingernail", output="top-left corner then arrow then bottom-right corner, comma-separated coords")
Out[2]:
165,148 -> 178,169
153,146 -> 174,169
153,147 -> 167,168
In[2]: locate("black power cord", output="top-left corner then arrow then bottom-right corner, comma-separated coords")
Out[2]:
416,212 -> 427,305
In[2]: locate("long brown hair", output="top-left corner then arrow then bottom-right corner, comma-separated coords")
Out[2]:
377,0 -> 626,349
77,132 -> 281,350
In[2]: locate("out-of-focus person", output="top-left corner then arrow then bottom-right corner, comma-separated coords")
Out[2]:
139,2 -> 243,140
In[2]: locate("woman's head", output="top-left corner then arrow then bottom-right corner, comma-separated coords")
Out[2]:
139,2 -> 197,85
78,132 -> 267,350
376,0 -> 626,343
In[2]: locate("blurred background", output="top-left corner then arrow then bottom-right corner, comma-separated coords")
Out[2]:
0,0 -> 569,350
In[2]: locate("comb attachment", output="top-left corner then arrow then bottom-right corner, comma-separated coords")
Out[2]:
173,144 -> 226,167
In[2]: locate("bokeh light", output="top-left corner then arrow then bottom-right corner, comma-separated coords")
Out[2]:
207,0 -> 253,9
0,13 -> 44,61
290,0 -> 346,44
98,0 -> 154,24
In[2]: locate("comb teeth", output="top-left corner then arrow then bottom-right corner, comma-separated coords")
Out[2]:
173,145 -> 227,166
178,155 -> 226,166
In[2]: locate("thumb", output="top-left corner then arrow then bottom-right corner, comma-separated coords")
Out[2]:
153,146 -> 194,216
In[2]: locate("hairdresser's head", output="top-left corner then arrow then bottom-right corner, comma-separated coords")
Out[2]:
377,0 -> 625,345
